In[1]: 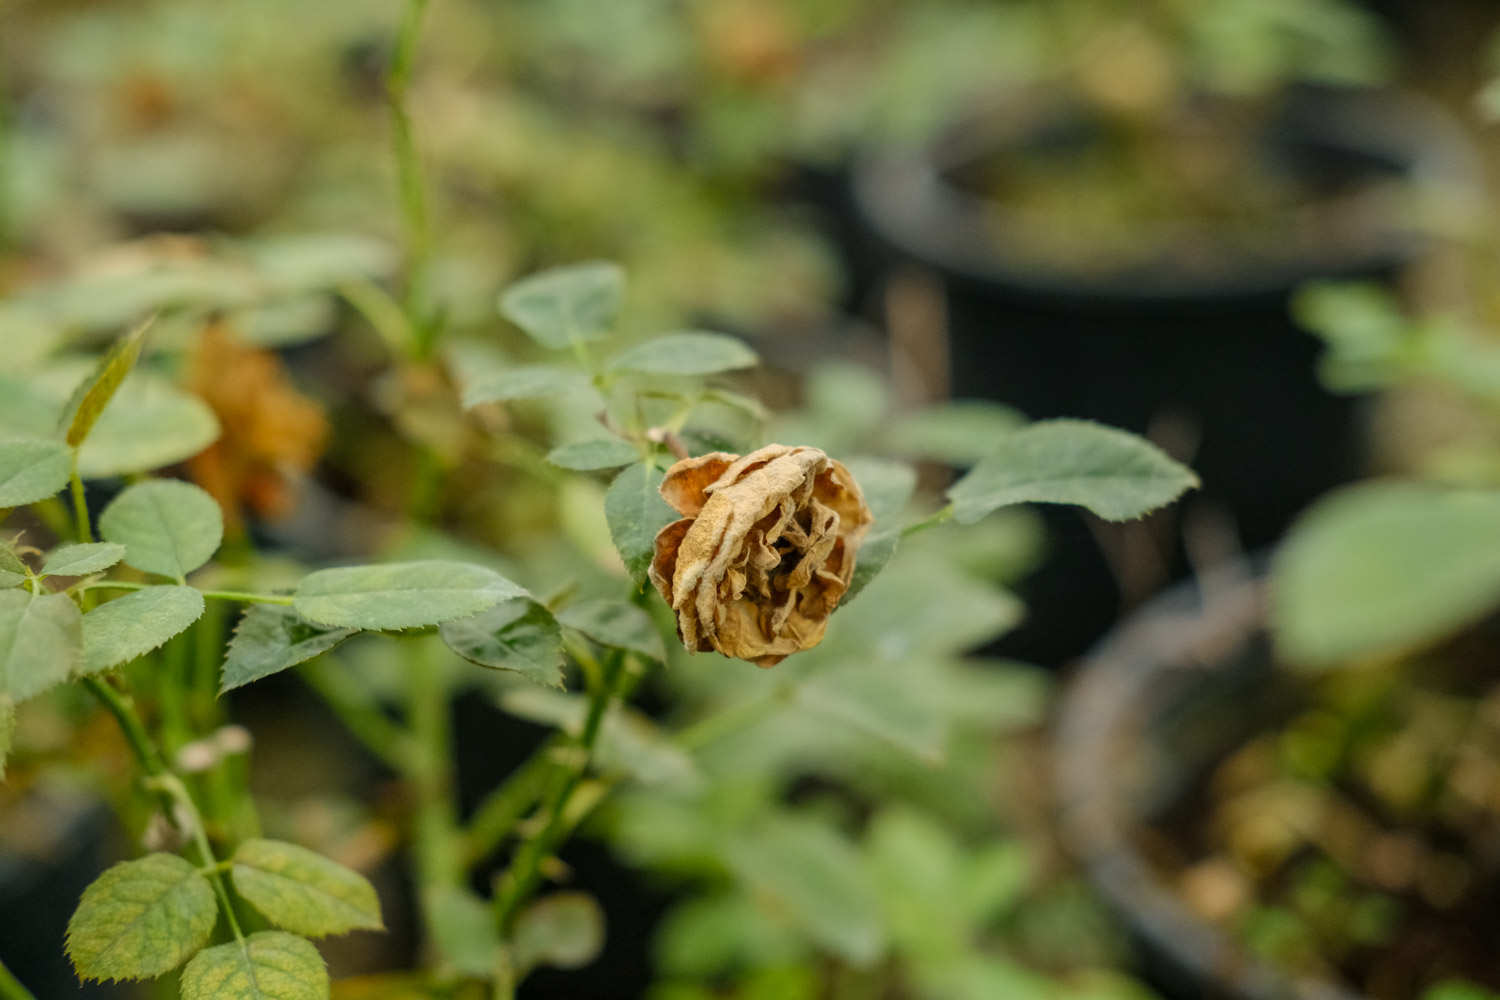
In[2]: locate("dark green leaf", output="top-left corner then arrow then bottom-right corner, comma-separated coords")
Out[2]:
947,419 -> 1198,523
61,319 -> 149,449
546,438 -> 640,471
499,261 -> 625,349
512,893 -> 605,975
99,480 -> 223,580
294,561 -> 528,630
179,931 -> 327,1000
1273,484 -> 1500,666
439,599 -> 564,688
605,462 -> 677,586
556,598 -> 665,662
40,542 -> 127,578
66,853 -> 217,982
81,586 -> 206,674
221,605 -> 356,694
608,332 -> 758,376
0,590 -> 82,701
230,839 -> 383,938
0,438 -> 71,507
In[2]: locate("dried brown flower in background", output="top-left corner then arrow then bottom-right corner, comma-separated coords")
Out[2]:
187,322 -> 328,529
649,444 -> 873,667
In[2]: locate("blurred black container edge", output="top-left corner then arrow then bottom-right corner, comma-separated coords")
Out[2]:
1053,561 -> 1364,1000
851,84 -> 1479,668
0,791 -> 126,998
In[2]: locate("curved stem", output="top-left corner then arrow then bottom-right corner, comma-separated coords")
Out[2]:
900,503 -> 954,538
460,742 -> 554,868
78,581 -> 293,605
68,460 -> 91,544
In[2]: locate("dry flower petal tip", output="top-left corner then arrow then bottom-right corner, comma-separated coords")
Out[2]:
648,444 -> 873,667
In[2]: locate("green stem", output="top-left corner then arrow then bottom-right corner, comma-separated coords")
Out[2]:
0,957 -> 37,1000
83,676 -> 244,941
459,741 -> 555,868
493,648 -> 629,931
901,503 -> 954,538
69,460 -> 91,544
406,640 -> 463,957
79,581 -> 294,605
388,0 -> 433,356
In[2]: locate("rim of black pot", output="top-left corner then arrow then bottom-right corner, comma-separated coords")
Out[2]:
1052,562 -> 1367,1000
851,85 -> 1480,310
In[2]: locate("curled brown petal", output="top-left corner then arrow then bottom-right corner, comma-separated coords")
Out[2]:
647,444 -> 873,667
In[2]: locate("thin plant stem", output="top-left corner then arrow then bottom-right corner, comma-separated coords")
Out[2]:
387,0 -> 433,355
459,740 -> 556,868
901,503 -> 955,538
79,580 -> 294,605
299,659 -> 420,775
69,461 -> 90,544
492,648 -> 629,931
0,956 -> 37,1000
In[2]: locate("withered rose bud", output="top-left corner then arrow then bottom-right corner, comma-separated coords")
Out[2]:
648,445 -> 874,667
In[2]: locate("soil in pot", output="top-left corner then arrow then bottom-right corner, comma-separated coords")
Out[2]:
854,87 -> 1477,667
1057,567 -> 1500,1000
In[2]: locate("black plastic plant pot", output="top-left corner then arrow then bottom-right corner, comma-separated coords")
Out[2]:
1053,564 -> 1364,1000
851,86 -> 1477,667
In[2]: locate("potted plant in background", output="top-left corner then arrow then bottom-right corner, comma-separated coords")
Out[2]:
852,0 -> 1481,666
1056,274 -> 1500,1000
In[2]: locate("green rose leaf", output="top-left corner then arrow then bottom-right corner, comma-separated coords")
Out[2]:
724,813 -> 886,966
462,365 -> 588,408
605,462 -> 677,586
179,931 -> 328,1000
230,839 -> 383,938
294,561 -> 528,630
842,457 -> 917,604
99,480 -> 224,580
608,331 -> 758,376
556,598 -> 665,662
512,892 -> 605,976
1273,484 -> 1500,667
221,605 -> 356,694
75,376 -> 220,479
884,400 -> 1026,466
0,590 -> 83,701
40,542 -> 127,578
66,853 -> 218,982
81,586 -> 206,675
427,886 -> 501,979
439,598 -> 564,688
947,419 -> 1198,524
0,542 -> 26,589
546,438 -> 640,472
60,319 -> 149,449
0,438 -> 71,507
499,261 -> 624,349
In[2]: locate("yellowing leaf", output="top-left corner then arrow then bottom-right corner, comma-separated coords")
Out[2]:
66,853 -> 217,982
230,839 -> 383,938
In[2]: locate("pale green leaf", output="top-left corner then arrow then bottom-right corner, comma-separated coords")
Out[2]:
0,438 -> 70,506
61,319 -> 149,448
884,400 -> 1026,465
231,839 -> 383,938
546,438 -> 640,471
247,233 -> 397,293
556,598 -> 665,662
40,542 -> 126,578
724,813 -> 886,965
512,892 -> 605,975
439,598 -> 563,687
66,853 -> 217,982
0,695 -> 14,780
796,662 -> 945,762
81,586 -> 206,674
221,605 -> 356,694
499,261 -> 624,349
74,374 -> 221,479
426,886 -> 500,979
0,541 -> 26,588
608,331 -> 758,376
294,561 -> 528,630
463,364 -> 587,408
947,419 -> 1198,523
605,462 -> 677,585
0,590 -> 82,701
99,480 -> 223,580
179,931 -> 328,1000
1273,484 -> 1500,666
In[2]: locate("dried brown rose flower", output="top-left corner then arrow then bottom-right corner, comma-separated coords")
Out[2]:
648,444 -> 874,667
